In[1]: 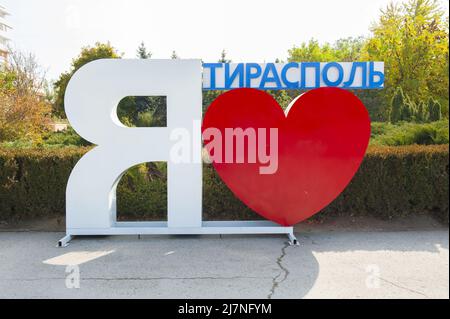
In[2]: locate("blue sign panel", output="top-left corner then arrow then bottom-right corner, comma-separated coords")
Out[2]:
202,62 -> 384,90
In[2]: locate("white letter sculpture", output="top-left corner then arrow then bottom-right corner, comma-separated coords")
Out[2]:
59,59 -> 295,247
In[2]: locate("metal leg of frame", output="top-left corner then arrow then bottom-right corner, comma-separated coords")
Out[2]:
287,231 -> 299,246
58,234 -> 73,248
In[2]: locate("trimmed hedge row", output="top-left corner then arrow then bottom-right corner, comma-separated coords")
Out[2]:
0,147 -> 86,220
203,145 -> 449,223
0,145 -> 448,223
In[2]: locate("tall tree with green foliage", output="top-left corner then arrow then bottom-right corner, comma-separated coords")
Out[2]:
333,37 -> 366,61
288,39 -> 336,62
53,42 -> 122,117
288,37 -> 365,62
287,37 -> 387,119
363,0 -> 449,112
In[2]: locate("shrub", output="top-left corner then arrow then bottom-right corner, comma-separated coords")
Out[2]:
428,98 -> 442,122
390,87 -> 410,123
0,127 -> 91,149
0,145 -> 448,224
389,87 -> 445,123
117,162 -> 167,221
41,127 -> 91,147
371,120 -> 449,146
416,100 -> 428,122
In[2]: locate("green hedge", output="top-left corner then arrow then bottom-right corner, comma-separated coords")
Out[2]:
0,145 -> 448,224
0,147 -> 86,220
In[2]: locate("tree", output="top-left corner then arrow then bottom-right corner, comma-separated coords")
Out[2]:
268,90 -> 293,110
0,49 -> 51,143
288,37 -> 366,62
334,37 -> 366,61
287,37 -> 387,119
219,49 -> 231,63
288,39 -> 336,62
171,51 -> 179,59
136,41 -> 152,59
363,0 -> 449,110
53,42 -> 122,117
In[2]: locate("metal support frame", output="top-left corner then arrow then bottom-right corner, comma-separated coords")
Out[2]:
58,60 -> 304,249
58,221 -> 297,247
57,234 -> 73,247
288,232 -> 300,246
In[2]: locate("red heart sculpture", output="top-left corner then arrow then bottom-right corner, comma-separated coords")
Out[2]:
202,87 -> 371,226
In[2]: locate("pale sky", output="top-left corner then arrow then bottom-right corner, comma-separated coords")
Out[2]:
3,0 -> 449,81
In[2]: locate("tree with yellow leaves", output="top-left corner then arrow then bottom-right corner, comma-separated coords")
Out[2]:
363,0 -> 449,113
0,49 -> 51,143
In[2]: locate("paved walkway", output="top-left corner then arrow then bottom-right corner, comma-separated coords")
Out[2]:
0,227 -> 448,298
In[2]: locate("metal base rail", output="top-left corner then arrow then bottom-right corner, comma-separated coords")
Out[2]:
58,221 -> 298,247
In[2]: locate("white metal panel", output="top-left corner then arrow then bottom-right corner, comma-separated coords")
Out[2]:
64,59 -> 203,230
